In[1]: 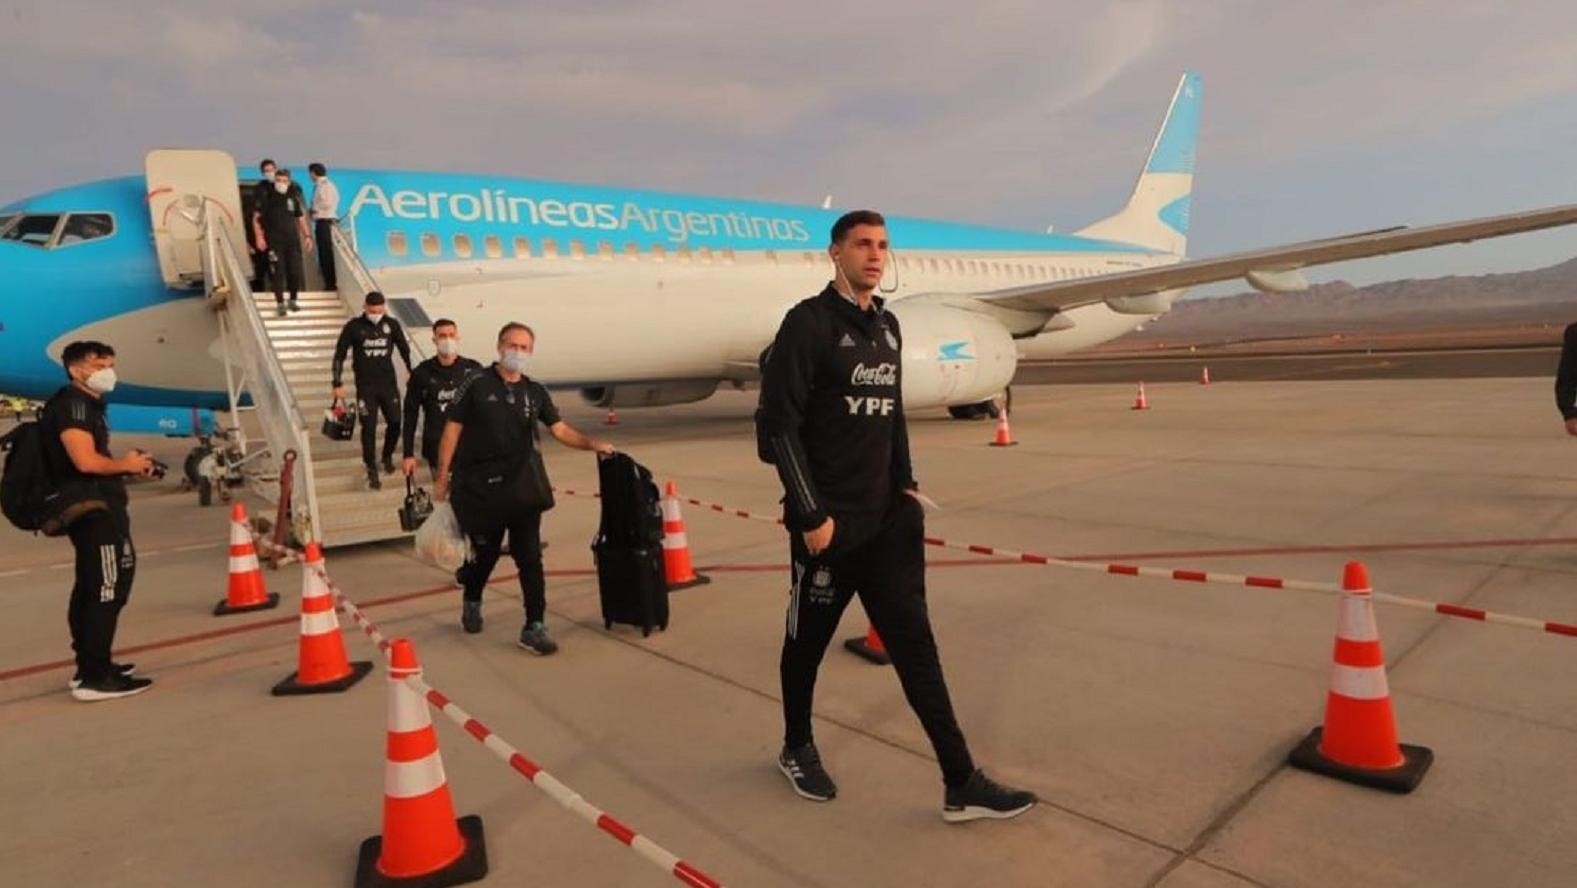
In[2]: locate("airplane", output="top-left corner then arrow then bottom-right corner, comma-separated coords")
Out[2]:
4,71 -> 1577,422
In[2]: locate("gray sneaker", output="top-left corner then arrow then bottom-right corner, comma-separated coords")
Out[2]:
460,601 -> 483,634
518,621 -> 559,655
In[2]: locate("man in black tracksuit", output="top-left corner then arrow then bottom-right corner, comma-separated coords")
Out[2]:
39,341 -> 156,701
332,291 -> 413,489
402,318 -> 483,477
252,166 -> 312,315
434,322 -> 614,649
758,210 -> 1036,823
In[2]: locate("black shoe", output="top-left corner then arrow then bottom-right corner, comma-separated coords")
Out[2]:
71,673 -> 154,702
366,466 -> 382,490
461,601 -> 483,634
778,743 -> 837,802
275,301 -> 287,317
68,661 -> 136,690
942,769 -> 1037,823
381,456 -> 396,475
288,297 -> 301,313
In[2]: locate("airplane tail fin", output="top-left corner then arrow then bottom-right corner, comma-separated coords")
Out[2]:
1076,71 -> 1200,257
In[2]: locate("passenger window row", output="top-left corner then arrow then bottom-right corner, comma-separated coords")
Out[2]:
380,229 -> 1092,281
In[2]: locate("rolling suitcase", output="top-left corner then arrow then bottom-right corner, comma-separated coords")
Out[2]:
593,452 -> 669,635
592,541 -> 669,636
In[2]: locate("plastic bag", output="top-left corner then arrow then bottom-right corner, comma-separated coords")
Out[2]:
414,502 -> 471,572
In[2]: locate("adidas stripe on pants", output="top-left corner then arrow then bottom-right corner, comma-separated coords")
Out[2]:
66,507 -> 136,683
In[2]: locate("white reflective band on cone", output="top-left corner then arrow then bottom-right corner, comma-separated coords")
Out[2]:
661,533 -> 686,550
385,751 -> 447,798
302,575 -> 330,600
229,555 -> 260,573
662,498 -> 681,521
1329,663 -> 1390,700
300,610 -> 340,636
387,681 -> 433,733
1336,596 -> 1380,642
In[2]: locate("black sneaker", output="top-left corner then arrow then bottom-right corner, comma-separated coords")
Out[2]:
68,661 -> 136,690
517,621 -> 559,655
366,465 -> 382,490
381,456 -> 396,475
778,743 -> 837,802
461,601 -> 483,634
71,673 -> 154,702
942,769 -> 1037,823
288,297 -> 301,313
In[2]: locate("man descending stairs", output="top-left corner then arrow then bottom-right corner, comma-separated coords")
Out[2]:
255,289 -> 418,546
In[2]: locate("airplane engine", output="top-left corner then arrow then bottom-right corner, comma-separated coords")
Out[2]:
579,379 -> 720,408
888,302 -> 1018,409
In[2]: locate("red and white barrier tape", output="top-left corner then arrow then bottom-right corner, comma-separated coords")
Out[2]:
409,673 -> 723,888
306,560 -> 727,887
556,487 -> 1577,641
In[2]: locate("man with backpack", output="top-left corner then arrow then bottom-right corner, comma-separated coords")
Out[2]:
756,210 -> 1037,822
434,322 -> 614,651
8,342 -> 157,700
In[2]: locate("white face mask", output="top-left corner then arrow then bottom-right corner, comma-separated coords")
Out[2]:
435,338 -> 459,357
365,310 -> 384,322
499,350 -> 530,375
85,367 -> 117,395
275,181 -> 289,194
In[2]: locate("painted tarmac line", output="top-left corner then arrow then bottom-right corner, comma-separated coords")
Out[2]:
0,558 -> 1019,684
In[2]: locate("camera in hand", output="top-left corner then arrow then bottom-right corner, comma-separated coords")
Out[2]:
149,459 -> 168,480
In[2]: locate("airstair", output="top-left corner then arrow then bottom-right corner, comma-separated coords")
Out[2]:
146,149 -> 424,547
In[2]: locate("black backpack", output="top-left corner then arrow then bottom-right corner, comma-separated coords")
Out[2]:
754,344 -> 776,465
1,421 -> 57,533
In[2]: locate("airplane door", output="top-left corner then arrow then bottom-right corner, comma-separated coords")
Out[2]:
145,149 -> 250,287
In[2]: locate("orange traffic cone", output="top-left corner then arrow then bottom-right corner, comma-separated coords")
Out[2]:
661,481 -> 710,590
272,543 -> 373,696
605,408 -> 619,426
356,638 -> 487,888
214,502 -> 280,616
1200,366 -> 1211,385
1131,382 -> 1150,411
1288,562 -> 1433,793
988,407 -> 1018,447
844,623 -> 891,666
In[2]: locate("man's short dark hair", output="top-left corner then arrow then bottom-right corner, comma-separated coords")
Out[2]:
831,210 -> 886,245
276,167 -> 292,180
61,340 -> 115,376
308,162 -> 327,177
259,158 -> 276,172
364,291 -> 385,305
432,318 -> 458,333
497,322 -> 535,344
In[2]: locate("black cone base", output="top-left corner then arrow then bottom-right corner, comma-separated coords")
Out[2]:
355,814 -> 487,888
1288,727 -> 1433,794
213,593 -> 281,616
271,660 -> 374,696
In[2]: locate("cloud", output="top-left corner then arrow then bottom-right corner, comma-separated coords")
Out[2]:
3,0 -> 1577,285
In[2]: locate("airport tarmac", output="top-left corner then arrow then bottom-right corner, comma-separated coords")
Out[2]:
3,373 -> 1575,888
1017,343 -> 1560,385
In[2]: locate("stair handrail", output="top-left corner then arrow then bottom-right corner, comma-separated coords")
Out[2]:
204,217 -> 323,542
329,222 -> 429,363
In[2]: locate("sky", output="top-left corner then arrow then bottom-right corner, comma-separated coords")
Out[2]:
3,1 -> 1577,296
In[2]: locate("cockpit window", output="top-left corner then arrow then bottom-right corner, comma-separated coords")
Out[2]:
57,213 -> 115,246
0,214 -> 62,247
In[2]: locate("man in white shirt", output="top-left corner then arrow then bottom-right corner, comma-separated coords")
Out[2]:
308,163 -> 341,290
